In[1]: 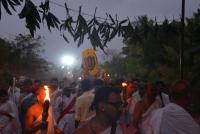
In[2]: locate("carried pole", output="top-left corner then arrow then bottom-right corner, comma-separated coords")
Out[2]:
180,0 -> 185,79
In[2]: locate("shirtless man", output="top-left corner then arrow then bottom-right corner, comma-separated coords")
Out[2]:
133,82 -> 160,134
24,86 -> 63,134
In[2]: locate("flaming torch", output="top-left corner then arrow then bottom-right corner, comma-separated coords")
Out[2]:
121,82 -> 128,102
41,85 -> 50,133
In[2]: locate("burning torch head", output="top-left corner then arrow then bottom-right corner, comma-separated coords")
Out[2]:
36,85 -> 51,104
42,99 -> 50,121
122,82 -> 127,87
42,85 -> 51,121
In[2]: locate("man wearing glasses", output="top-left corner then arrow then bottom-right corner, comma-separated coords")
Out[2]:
74,86 -> 124,134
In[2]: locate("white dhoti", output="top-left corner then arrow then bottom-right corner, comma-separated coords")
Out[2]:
0,100 -> 21,134
8,87 -> 21,106
58,113 -> 75,134
56,95 -> 76,134
150,103 -> 200,134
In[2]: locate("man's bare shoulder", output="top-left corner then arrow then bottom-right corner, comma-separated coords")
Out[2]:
135,100 -> 143,108
134,100 -> 144,112
26,103 -> 42,116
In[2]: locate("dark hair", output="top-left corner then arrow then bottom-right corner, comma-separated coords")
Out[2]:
170,80 -> 189,99
138,80 -> 147,88
23,79 -> 33,86
90,86 -> 121,111
113,78 -> 124,86
93,79 -> 104,87
9,78 -> 14,86
63,86 -> 72,91
154,80 -> 165,87
50,78 -> 58,83
0,89 -> 8,97
34,79 -> 42,85
80,79 -> 91,91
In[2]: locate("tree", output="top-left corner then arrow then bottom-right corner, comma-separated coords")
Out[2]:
0,34 -> 50,78
101,49 -> 127,79
0,0 -> 132,50
122,10 -> 200,84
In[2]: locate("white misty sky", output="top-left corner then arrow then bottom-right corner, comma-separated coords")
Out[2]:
0,0 -> 199,66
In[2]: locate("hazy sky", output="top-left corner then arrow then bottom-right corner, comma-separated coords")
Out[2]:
0,0 -> 199,66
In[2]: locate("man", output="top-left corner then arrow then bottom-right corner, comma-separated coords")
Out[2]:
75,79 -> 95,127
133,82 -> 160,134
24,86 -> 63,134
55,87 -> 76,134
129,80 -> 169,115
149,80 -> 200,134
154,80 -> 170,107
128,81 -> 147,115
0,89 -> 21,134
74,86 -> 124,134
19,80 -> 41,133
50,78 -> 61,100
18,79 -> 33,107
50,78 -> 62,120
7,77 -> 21,106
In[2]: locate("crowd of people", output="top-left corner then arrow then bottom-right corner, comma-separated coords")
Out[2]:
0,76 -> 200,134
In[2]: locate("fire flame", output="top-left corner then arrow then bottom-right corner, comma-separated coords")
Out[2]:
44,85 -> 50,101
122,82 -> 127,87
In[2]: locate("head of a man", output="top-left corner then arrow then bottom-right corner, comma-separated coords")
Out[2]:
170,80 -> 190,109
138,81 -> 147,97
145,82 -> 158,98
0,72 -> 13,90
93,79 -> 104,89
91,86 -> 123,123
21,79 -> 33,93
63,87 -> 72,97
0,89 -> 8,104
154,80 -> 166,93
127,81 -> 135,97
31,79 -> 42,94
80,79 -> 91,92
36,86 -> 47,104
50,78 -> 59,91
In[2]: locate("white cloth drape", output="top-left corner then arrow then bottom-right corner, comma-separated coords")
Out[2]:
149,103 -> 200,134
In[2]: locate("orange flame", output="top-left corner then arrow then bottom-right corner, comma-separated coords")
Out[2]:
44,85 -> 50,101
122,82 -> 127,87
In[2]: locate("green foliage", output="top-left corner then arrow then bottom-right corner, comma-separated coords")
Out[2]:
121,10 -> 200,88
1,1 -> 200,87
0,34 -> 49,77
19,0 -> 41,36
103,8 -> 200,91
101,50 -> 127,79
0,0 -> 132,50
